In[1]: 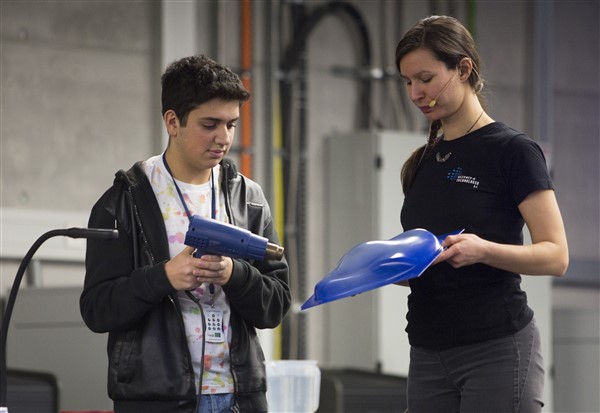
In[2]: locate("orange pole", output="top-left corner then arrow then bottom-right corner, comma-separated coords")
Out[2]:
240,0 -> 253,177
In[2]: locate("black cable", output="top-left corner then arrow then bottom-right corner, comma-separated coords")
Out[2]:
279,1 -> 373,359
0,228 -> 118,408
279,0 -> 308,361
281,1 -> 373,129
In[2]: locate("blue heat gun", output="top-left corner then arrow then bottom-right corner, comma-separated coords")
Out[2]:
184,215 -> 284,261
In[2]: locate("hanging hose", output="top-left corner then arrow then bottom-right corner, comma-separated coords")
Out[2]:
281,1 -> 372,129
279,0 -> 373,359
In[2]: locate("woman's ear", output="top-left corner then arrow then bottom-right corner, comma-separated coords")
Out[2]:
458,57 -> 473,81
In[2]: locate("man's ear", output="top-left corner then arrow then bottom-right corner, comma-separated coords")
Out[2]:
163,110 -> 179,136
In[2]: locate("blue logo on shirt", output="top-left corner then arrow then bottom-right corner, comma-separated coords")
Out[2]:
447,167 -> 480,188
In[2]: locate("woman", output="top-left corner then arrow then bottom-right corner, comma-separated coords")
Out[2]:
395,16 -> 568,412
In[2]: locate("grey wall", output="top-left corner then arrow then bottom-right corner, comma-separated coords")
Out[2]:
1,3 -> 161,408
552,2 -> 600,284
1,0 -> 598,411
1,1 -> 161,213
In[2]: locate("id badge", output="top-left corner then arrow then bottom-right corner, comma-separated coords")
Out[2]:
205,310 -> 225,343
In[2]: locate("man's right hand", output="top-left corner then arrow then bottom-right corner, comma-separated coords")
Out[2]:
164,245 -> 204,290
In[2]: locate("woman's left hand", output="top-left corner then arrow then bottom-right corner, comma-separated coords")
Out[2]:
434,233 -> 491,268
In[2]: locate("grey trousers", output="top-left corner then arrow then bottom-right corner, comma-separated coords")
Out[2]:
407,319 -> 544,413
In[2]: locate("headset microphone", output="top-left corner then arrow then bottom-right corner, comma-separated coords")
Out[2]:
428,73 -> 456,108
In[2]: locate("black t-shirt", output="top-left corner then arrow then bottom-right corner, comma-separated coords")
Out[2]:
401,122 -> 553,349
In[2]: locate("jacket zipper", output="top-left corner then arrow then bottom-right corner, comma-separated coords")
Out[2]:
221,162 -> 235,226
126,187 -> 156,265
221,162 -> 239,403
168,294 -> 202,411
127,182 -> 199,403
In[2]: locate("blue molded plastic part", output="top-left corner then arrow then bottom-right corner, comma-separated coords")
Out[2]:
301,228 -> 463,310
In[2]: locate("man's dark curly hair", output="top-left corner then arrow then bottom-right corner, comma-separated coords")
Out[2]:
161,55 -> 250,126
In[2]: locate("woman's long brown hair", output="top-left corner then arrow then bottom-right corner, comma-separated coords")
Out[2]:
395,16 -> 485,193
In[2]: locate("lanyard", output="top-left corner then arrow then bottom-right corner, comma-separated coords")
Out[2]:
162,152 -> 216,300
162,152 -> 216,221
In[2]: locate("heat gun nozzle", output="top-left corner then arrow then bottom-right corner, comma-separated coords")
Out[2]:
265,243 -> 285,261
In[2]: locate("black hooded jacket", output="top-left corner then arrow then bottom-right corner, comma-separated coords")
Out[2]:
80,158 -> 291,413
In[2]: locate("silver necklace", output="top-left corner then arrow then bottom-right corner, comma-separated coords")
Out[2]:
435,110 -> 484,163
436,152 -> 452,163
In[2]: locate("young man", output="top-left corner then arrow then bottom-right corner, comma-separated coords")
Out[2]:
80,55 -> 291,413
